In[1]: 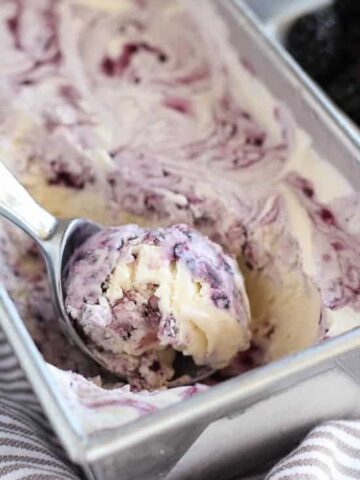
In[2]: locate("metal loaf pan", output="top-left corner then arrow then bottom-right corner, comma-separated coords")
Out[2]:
2,1 -> 360,479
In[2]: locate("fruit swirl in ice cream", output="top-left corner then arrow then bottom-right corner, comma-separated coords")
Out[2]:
64,224 -> 251,388
0,0 -> 360,430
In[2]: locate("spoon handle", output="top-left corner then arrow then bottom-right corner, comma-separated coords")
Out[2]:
0,161 -> 57,242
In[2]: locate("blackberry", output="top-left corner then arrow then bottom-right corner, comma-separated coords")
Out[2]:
327,65 -> 360,126
344,23 -> 360,61
334,0 -> 360,22
286,6 -> 344,83
334,1 -> 360,61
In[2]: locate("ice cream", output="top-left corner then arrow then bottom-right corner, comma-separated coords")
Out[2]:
48,364 -> 208,433
64,224 -> 251,388
0,0 -> 360,432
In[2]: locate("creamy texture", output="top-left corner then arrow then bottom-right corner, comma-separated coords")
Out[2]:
47,364 -> 208,433
64,224 -> 250,388
0,0 -> 359,431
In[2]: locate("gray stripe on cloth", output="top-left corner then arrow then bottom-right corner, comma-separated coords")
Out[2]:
322,422 -> 360,440
269,456 -> 360,479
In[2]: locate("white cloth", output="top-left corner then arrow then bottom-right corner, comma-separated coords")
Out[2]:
1,326 -> 359,480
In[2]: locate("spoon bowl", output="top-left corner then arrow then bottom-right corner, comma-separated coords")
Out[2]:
0,161 -> 216,386
41,218 -> 102,362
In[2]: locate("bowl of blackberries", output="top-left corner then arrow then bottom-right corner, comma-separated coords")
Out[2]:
286,0 -> 360,126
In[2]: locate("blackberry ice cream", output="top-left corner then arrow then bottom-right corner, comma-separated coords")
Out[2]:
0,0 -> 360,433
65,224 -> 251,388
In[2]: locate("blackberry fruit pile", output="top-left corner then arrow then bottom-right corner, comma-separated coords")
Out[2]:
286,0 -> 360,127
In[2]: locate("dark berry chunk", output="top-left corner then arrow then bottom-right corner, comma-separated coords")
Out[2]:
211,292 -> 230,309
319,208 -> 336,227
327,66 -> 360,125
48,171 -> 85,189
286,6 -> 344,82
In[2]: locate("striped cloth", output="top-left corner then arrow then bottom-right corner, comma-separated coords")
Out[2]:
265,422 -> 360,480
0,329 -> 80,480
1,326 -> 360,480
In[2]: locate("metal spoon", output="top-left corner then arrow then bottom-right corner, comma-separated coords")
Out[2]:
0,161 -> 215,385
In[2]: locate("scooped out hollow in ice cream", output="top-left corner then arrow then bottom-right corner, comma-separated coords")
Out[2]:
64,223 -> 251,389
